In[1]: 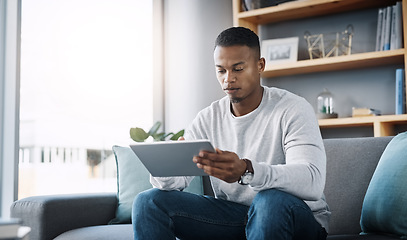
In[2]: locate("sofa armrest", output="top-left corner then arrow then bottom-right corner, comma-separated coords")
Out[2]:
10,193 -> 118,240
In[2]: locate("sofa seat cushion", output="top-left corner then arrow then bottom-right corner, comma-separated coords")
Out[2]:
54,224 -> 133,240
323,137 -> 392,235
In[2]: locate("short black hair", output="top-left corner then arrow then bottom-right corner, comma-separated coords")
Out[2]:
215,27 -> 260,58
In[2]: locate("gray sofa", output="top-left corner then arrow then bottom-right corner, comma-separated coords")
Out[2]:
11,136 -> 400,240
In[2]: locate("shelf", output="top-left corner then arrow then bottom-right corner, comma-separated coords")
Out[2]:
262,49 -> 405,78
319,114 -> 407,137
233,0 -> 407,137
234,0 -> 398,31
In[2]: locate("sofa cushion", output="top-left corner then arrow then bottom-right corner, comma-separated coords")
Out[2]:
360,131 -> 407,237
109,145 -> 204,224
54,224 -> 133,240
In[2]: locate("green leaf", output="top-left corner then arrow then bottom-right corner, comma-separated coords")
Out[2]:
162,132 -> 174,141
148,121 -> 161,136
152,132 -> 165,141
130,127 -> 149,142
170,129 -> 184,140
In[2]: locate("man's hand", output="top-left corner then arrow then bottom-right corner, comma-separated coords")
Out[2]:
193,149 -> 247,183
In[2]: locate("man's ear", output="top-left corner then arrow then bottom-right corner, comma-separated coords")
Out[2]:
258,57 -> 266,73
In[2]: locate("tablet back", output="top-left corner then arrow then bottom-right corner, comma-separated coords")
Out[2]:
129,140 -> 214,177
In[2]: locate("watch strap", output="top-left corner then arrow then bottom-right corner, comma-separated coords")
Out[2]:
242,159 -> 254,174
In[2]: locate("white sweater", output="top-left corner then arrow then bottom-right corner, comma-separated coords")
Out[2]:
150,86 -> 330,231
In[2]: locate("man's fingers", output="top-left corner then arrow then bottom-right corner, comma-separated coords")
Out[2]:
193,156 -> 216,167
199,164 -> 239,183
198,150 -> 228,162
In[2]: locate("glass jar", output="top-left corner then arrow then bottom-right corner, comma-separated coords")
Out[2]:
317,88 -> 334,114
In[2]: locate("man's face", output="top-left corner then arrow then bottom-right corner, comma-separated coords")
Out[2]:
214,45 -> 264,103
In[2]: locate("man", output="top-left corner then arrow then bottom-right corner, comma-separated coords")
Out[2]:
132,27 -> 330,240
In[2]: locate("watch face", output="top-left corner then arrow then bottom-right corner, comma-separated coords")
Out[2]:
241,172 -> 254,185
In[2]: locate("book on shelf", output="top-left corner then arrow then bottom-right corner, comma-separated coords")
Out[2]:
376,2 -> 402,51
396,68 -> 405,115
383,6 -> 392,50
16,226 -> 31,240
0,218 -> 20,239
375,8 -> 384,51
390,2 -> 403,50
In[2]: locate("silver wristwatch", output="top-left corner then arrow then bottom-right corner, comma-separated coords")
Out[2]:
238,159 -> 254,185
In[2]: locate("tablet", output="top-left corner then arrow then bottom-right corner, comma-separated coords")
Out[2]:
129,140 -> 215,177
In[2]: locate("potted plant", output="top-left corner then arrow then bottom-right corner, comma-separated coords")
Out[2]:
130,121 -> 184,142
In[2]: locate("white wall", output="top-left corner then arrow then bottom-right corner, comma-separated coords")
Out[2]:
163,0 -> 232,133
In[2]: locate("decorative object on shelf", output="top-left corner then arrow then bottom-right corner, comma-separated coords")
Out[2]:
317,88 -> 338,119
242,0 -> 296,11
352,107 -> 381,117
304,25 -> 354,60
261,37 -> 298,67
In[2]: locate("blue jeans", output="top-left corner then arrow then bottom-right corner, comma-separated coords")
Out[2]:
132,188 -> 327,240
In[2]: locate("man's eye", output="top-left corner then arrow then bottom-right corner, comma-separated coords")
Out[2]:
234,68 -> 243,72
217,69 -> 226,74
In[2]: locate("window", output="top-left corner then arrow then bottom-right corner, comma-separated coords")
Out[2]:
19,0 -> 153,198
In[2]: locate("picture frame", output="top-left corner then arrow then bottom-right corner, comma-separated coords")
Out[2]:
261,37 -> 299,67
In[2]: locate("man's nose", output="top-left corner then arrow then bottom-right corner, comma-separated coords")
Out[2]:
224,72 -> 236,83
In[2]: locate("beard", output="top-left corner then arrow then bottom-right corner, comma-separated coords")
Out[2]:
230,96 -> 243,103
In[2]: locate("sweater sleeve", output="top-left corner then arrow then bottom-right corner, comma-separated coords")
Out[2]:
150,176 -> 194,191
250,99 -> 326,201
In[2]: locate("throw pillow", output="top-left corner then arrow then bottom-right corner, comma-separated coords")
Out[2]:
360,131 -> 407,237
109,145 -> 204,224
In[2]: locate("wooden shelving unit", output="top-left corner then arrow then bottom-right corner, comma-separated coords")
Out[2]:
319,114 -> 407,137
263,49 -> 404,78
232,0 -> 407,137
233,0 -> 399,32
